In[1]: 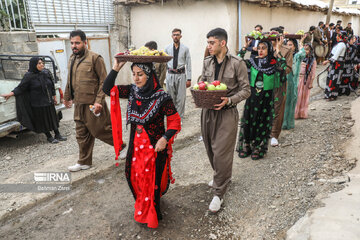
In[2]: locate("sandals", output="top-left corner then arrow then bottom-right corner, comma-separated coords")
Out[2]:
239,144 -> 252,158
251,148 -> 264,161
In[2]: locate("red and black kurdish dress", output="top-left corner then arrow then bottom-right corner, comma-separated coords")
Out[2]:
103,63 -> 181,228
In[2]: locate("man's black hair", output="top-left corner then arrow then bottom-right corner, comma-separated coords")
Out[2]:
145,41 -> 158,50
279,26 -> 284,30
309,26 -> 316,31
318,21 -> 324,26
329,23 -> 335,27
70,30 -> 86,41
206,28 -> 228,43
270,27 -> 283,34
348,22 -> 352,25
255,24 -> 263,30
337,20 -> 342,24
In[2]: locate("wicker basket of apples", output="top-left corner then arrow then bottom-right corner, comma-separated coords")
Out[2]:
190,80 -> 228,109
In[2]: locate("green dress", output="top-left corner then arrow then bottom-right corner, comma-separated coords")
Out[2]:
282,48 -> 306,130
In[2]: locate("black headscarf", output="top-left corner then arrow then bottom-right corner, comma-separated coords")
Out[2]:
249,41 -> 277,75
28,57 -> 43,73
302,43 -> 315,84
127,62 -> 171,125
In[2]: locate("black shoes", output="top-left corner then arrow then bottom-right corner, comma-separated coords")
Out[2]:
47,137 -> 59,144
55,134 -> 67,141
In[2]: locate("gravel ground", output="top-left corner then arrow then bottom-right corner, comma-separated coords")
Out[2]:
0,76 -> 358,239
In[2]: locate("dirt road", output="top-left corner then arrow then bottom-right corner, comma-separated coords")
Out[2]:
0,85 -> 358,239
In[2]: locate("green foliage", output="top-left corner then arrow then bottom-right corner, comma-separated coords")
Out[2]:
0,0 -> 29,30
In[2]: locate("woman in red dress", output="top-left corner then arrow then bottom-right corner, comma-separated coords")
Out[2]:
103,59 -> 181,228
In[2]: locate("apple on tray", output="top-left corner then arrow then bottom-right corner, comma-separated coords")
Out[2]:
207,84 -> 216,91
213,80 -> 221,86
198,82 -> 207,90
193,84 -> 199,90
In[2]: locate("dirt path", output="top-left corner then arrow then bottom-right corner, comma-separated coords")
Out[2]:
0,81 -> 358,240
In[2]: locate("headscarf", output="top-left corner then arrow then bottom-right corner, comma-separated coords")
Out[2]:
302,43 -> 315,84
28,57 -> 43,73
127,62 -> 172,125
286,39 -> 299,56
337,31 -> 348,43
249,41 -> 277,75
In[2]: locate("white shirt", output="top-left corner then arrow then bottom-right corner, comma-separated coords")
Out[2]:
330,42 -> 346,61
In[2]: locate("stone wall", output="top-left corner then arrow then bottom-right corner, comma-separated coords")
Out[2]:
0,32 -> 38,55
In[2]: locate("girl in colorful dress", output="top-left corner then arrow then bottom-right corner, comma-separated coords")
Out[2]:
103,59 -> 181,228
295,44 -> 317,119
282,36 -> 307,129
237,39 -> 286,160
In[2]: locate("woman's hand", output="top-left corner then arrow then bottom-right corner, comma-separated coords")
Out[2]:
112,58 -> 127,72
322,60 -> 330,65
155,137 -> 167,152
1,92 -> 14,101
244,38 -> 252,49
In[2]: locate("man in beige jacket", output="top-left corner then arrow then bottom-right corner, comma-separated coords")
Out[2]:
64,30 -> 124,172
201,28 -> 250,213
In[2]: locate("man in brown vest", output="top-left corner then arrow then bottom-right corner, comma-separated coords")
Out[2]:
64,30 -> 124,172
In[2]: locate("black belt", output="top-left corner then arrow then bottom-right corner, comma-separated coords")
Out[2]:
168,68 -> 185,74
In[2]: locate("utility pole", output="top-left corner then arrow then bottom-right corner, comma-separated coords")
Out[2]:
326,0 -> 335,24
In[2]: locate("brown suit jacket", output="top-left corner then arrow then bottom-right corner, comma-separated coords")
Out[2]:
64,48 -> 107,105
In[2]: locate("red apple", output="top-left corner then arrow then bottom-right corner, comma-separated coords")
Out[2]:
198,83 -> 207,90
213,80 -> 221,86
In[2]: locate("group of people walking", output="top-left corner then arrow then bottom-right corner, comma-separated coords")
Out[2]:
1,22 -> 359,229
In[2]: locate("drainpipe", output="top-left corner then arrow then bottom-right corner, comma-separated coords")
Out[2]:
237,0 -> 242,52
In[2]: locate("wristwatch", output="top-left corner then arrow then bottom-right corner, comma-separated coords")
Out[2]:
226,97 -> 232,106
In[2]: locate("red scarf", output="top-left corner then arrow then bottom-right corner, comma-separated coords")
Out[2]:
110,86 -> 124,161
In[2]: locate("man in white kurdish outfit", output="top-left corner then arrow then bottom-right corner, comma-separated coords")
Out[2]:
165,28 -> 192,119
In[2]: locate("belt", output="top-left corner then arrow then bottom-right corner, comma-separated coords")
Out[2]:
168,68 -> 185,74
221,104 -> 237,110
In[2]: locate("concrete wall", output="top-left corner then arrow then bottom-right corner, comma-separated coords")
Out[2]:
0,32 -> 38,80
0,32 -> 38,55
126,0 -> 238,84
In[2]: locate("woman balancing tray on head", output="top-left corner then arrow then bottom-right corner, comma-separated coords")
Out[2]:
246,34 -> 303,41
115,53 -> 173,63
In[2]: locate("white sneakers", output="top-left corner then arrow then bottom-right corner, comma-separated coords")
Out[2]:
68,163 -> 91,172
271,137 -> 279,147
119,147 -> 127,160
209,196 -> 223,213
208,179 -> 213,187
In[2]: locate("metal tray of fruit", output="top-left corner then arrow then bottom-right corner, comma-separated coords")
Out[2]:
115,54 -> 173,63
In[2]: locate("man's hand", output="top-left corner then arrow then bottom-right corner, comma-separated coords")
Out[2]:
308,84 -> 313,89
155,137 -> 167,152
213,97 -> 229,110
93,103 -> 102,114
64,100 -> 73,108
53,96 -> 57,105
186,80 -> 191,88
252,47 -> 258,51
